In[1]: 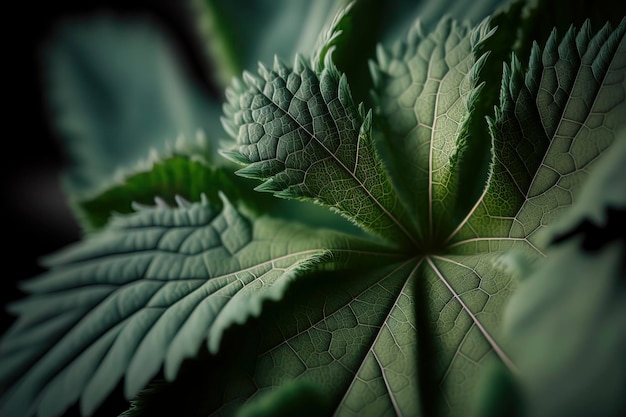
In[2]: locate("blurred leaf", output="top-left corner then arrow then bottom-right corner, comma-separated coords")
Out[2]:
483,135 -> 626,417
191,0 -> 346,89
503,237 -> 625,417
233,380 -> 330,417
45,15 -> 223,199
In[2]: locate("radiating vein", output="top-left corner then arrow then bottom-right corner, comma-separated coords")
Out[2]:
426,256 -> 518,374
334,258 -> 421,416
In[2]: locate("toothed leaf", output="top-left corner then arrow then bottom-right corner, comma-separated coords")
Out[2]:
0,195 -> 393,417
197,18 -> 625,417
371,17 -> 496,243
5,5 -> 626,417
221,56 -> 417,247
454,18 -> 626,245
75,148 -> 241,231
310,1 -> 355,73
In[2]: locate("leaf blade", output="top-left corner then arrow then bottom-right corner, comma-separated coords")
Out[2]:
451,17 -> 626,246
221,56 -> 417,247
371,17 -> 495,243
0,194 -> 393,417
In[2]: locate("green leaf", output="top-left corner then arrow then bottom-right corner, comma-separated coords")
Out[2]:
234,379 -> 330,417
198,18 -> 625,417
223,261 -> 426,417
375,0 -> 511,47
371,17 -> 496,244
220,56 -> 417,247
514,0 -> 626,67
493,136 -> 626,417
537,130 -> 626,246
45,16 -> 222,198
6,7 -> 626,417
77,159 -> 231,232
310,1 -> 355,74
0,194 -> 394,417
451,18 -> 626,246
504,236 -> 625,417
72,133 -> 235,231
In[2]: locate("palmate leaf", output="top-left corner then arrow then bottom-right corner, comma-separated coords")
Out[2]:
4,4 -> 626,417
211,16 -> 626,417
0,194 -> 396,417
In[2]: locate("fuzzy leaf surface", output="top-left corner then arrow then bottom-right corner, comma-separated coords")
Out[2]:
5,7 -> 626,417
452,18 -> 626,246
371,17 -> 495,243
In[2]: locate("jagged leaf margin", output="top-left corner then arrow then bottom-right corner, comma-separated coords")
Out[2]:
0,194 -> 392,417
220,54 -> 417,247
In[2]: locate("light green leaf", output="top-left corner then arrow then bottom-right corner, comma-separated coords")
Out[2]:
0,194 -> 394,417
197,17 -> 625,417
77,159 -> 230,232
220,56 -> 417,247
210,260 -> 425,417
371,17 -> 496,243
45,15 -> 222,198
537,131 -> 626,246
504,236 -> 625,417
71,133 -> 237,231
7,6 -> 626,417
147,250 -> 527,417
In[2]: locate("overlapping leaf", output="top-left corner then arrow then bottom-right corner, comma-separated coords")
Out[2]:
0,194 -> 394,417
486,136 -> 626,417
4,2 -> 626,417
450,17 -> 626,247
45,16 -> 221,198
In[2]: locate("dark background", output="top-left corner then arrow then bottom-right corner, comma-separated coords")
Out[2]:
2,0 -> 214,333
